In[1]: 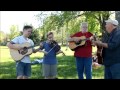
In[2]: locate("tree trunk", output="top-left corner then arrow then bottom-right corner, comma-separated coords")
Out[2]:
100,13 -> 110,42
61,28 -> 64,46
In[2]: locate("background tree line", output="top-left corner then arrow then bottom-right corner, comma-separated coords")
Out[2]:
1,11 -> 120,46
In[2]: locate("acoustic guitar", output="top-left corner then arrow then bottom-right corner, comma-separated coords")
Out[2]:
9,42 -> 35,61
68,36 -> 90,51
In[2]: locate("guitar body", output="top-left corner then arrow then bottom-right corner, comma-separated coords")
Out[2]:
68,36 -> 87,51
10,42 -> 33,61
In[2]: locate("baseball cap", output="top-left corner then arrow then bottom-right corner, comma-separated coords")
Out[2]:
105,19 -> 119,26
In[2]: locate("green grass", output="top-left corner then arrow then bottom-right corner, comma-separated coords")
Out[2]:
0,46 -> 104,79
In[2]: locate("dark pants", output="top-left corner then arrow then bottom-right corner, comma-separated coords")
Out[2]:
104,63 -> 120,79
75,57 -> 92,79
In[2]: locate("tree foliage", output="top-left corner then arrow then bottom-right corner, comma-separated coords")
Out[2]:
8,25 -> 20,41
36,11 -> 112,45
1,11 -> 115,46
0,31 -> 7,45
29,28 -> 41,45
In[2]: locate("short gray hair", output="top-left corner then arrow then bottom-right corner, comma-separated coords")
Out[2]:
80,22 -> 88,28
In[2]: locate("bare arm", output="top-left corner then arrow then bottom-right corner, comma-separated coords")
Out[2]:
99,43 -> 108,48
33,47 -> 41,53
93,41 -> 108,48
39,50 -> 48,55
56,50 -> 63,55
67,37 -> 80,42
100,43 -> 108,48
37,42 -> 48,55
56,50 -> 65,56
67,37 -> 74,41
33,42 -> 47,53
90,36 -> 98,47
7,42 -> 23,50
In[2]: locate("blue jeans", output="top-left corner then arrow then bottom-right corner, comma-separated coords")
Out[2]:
16,61 -> 31,77
104,63 -> 120,79
75,57 -> 92,79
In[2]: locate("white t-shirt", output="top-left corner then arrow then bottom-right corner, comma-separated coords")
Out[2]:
11,35 -> 34,63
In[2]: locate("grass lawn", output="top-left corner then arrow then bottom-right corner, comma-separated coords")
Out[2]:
0,46 -> 104,79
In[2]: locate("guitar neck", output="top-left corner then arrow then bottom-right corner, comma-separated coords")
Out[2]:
82,38 -> 90,41
27,46 -> 35,49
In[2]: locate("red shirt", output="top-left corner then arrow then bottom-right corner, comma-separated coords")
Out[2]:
71,32 -> 93,58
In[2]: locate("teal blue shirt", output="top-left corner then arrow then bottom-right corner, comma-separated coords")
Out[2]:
41,41 -> 57,65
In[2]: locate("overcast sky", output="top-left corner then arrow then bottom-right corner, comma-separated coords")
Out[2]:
0,11 -> 115,34
0,11 -> 40,33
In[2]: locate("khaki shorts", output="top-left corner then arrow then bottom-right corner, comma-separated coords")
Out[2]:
42,64 -> 57,77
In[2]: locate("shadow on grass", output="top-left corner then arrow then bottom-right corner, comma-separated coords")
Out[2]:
0,62 -> 16,79
92,66 -> 104,79
0,56 -> 104,79
57,56 -> 104,79
57,56 -> 77,79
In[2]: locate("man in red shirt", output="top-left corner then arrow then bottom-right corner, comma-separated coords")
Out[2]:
68,22 -> 94,79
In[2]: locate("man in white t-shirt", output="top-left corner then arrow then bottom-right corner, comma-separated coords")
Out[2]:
7,25 -> 40,79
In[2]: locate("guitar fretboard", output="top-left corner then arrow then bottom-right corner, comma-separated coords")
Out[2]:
26,46 -> 35,49
80,38 -> 90,41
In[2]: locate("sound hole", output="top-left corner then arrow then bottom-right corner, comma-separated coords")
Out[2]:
19,47 -> 28,55
75,40 -> 82,45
